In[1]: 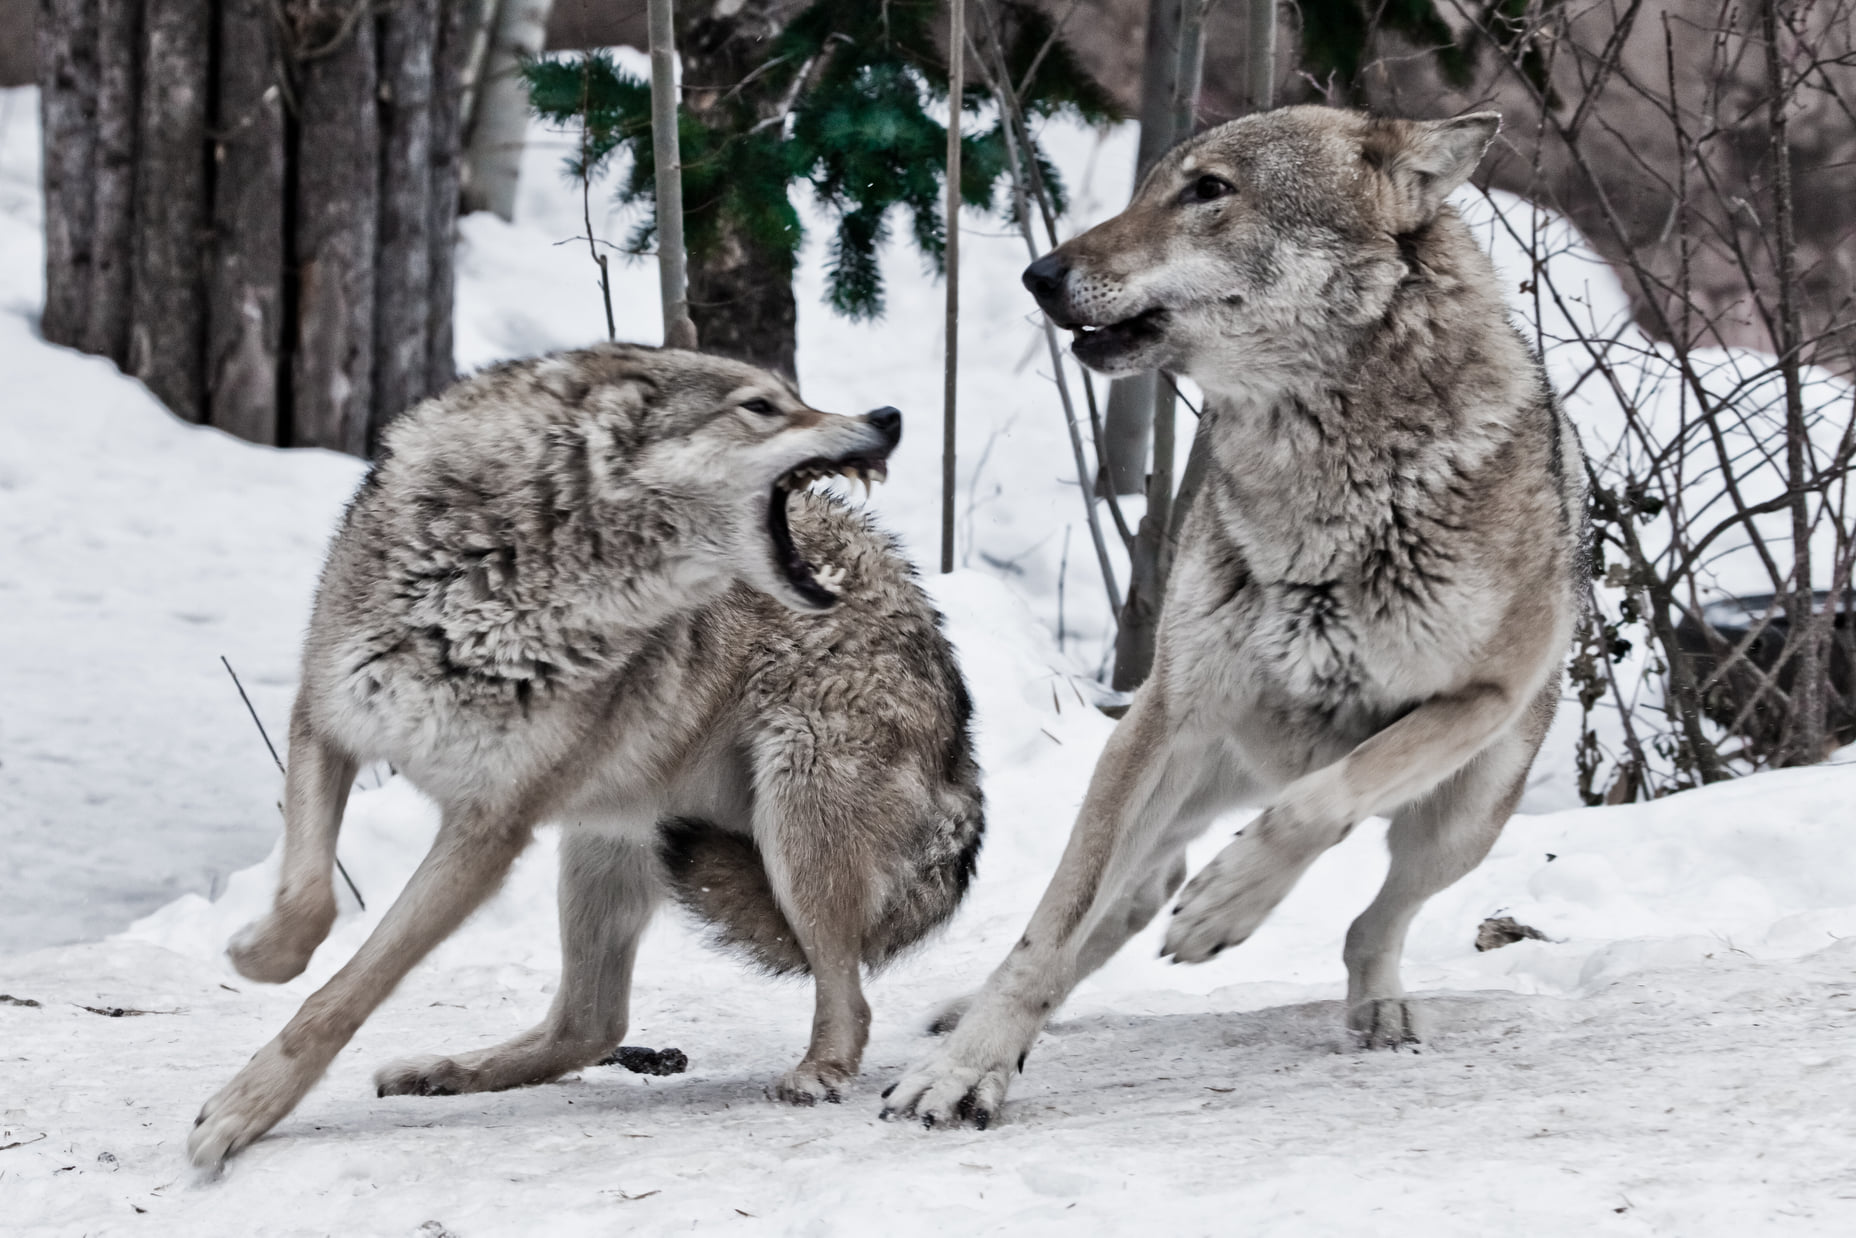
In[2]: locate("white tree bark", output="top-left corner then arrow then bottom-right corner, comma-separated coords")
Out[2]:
461,0 -> 555,221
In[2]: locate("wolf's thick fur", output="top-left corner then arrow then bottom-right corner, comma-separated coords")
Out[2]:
188,346 -> 982,1166
883,107 -> 1584,1127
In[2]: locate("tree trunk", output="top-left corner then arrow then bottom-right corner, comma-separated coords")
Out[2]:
376,0 -> 439,436
83,0 -> 136,366
129,0 -> 209,422
36,0 -> 96,351
1112,0 -> 1206,691
678,0 -> 797,376
648,0 -> 697,350
1098,0 -> 1183,498
207,0 -> 286,446
461,0 -> 555,221
291,5 -> 379,456
427,0 -> 472,393
684,233 -> 796,375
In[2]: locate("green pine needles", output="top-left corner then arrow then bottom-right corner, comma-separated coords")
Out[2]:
521,1 -> 1118,321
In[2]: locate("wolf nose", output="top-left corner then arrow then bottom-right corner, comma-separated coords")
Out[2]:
865,406 -> 902,447
1021,253 -> 1069,304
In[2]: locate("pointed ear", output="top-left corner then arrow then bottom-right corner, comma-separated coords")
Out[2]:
1365,112 -> 1502,225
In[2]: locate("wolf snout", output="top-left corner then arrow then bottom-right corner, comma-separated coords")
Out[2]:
864,406 -> 902,449
1021,254 -> 1076,323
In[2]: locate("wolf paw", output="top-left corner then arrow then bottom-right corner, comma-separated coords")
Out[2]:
1160,834 -> 1295,964
1347,998 -> 1426,1051
879,1049 -> 1010,1130
375,1055 -> 475,1098
770,1062 -> 851,1106
187,1043 -> 311,1167
226,902 -> 334,985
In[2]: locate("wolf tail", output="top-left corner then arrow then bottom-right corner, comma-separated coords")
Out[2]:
657,792 -> 985,977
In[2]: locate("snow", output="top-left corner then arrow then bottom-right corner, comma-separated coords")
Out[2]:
5,78 -> 1856,1233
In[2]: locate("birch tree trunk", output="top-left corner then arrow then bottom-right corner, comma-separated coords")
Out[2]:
461,0 -> 555,220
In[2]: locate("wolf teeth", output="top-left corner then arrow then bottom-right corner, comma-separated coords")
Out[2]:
814,563 -> 846,593
780,461 -> 886,496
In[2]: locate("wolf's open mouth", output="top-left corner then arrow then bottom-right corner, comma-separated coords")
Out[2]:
766,453 -> 891,605
1071,306 -> 1169,358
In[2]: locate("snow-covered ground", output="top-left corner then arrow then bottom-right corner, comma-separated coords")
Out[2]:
5,76 -> 1856,1233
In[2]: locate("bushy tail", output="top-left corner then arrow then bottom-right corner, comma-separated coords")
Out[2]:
658,801 -> 985,977
658,820 -> 811,975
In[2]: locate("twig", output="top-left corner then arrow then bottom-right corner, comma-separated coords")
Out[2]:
580,52 -> 617,341
942,0 -> 964,574
972,7 -> 1121,616
220,657 -> 367,911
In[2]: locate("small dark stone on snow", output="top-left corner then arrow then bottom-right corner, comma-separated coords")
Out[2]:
0,994 -> 41,1007
600,1045 -> 689,1076
1475,915 -> 1551,952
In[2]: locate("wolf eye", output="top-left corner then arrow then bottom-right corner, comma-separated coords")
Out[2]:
740,397 -> 779,416
1186,174 -> 1234,203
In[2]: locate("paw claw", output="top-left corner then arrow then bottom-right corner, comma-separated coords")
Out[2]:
1347,997 -> 1427,1050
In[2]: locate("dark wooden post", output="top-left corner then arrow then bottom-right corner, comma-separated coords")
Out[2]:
208,0 -> 287,446
426,0 -> 470,395
83,0 -> 137,366
36,0 -> 96,351
34,0 -> 486,452
129,0 -> 209,422
376,0 -> 439,440
291,4 -> 380,455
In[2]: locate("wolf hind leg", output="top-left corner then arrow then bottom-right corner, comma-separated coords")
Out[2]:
190,805 -> 532,1166
376,828 -> 661,1096
757,803 -> 873,1104
228,701 -> 359,984
1343,720 -> 1538,1049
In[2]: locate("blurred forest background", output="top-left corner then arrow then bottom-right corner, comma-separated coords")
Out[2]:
16,0 -> 1855,802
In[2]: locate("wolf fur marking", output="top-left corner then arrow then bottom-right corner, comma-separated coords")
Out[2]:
188,346 -> 983,1166
882,106 -> 1584,1128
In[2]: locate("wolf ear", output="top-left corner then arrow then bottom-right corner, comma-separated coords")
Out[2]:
1365,112 -> 1501,224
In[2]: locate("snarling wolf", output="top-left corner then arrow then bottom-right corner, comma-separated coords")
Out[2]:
189,345 -> 983,1166
883,106 -> 1584,1128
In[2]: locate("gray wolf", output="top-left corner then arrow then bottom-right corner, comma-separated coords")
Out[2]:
188,345 -> 984,1166
882,106 -> 1584,1128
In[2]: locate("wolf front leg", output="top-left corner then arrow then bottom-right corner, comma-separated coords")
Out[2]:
881,689 -> 1236,1129
226,703 -> 359,984
1342,679 -> 1554,1046
376,827 -> 661,1096
1163,679 -> 1531,968
189,809 -> 532,1167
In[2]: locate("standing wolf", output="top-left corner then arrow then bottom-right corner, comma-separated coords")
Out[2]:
883,106 -> 1584,1127
189,345 -> 984,1166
